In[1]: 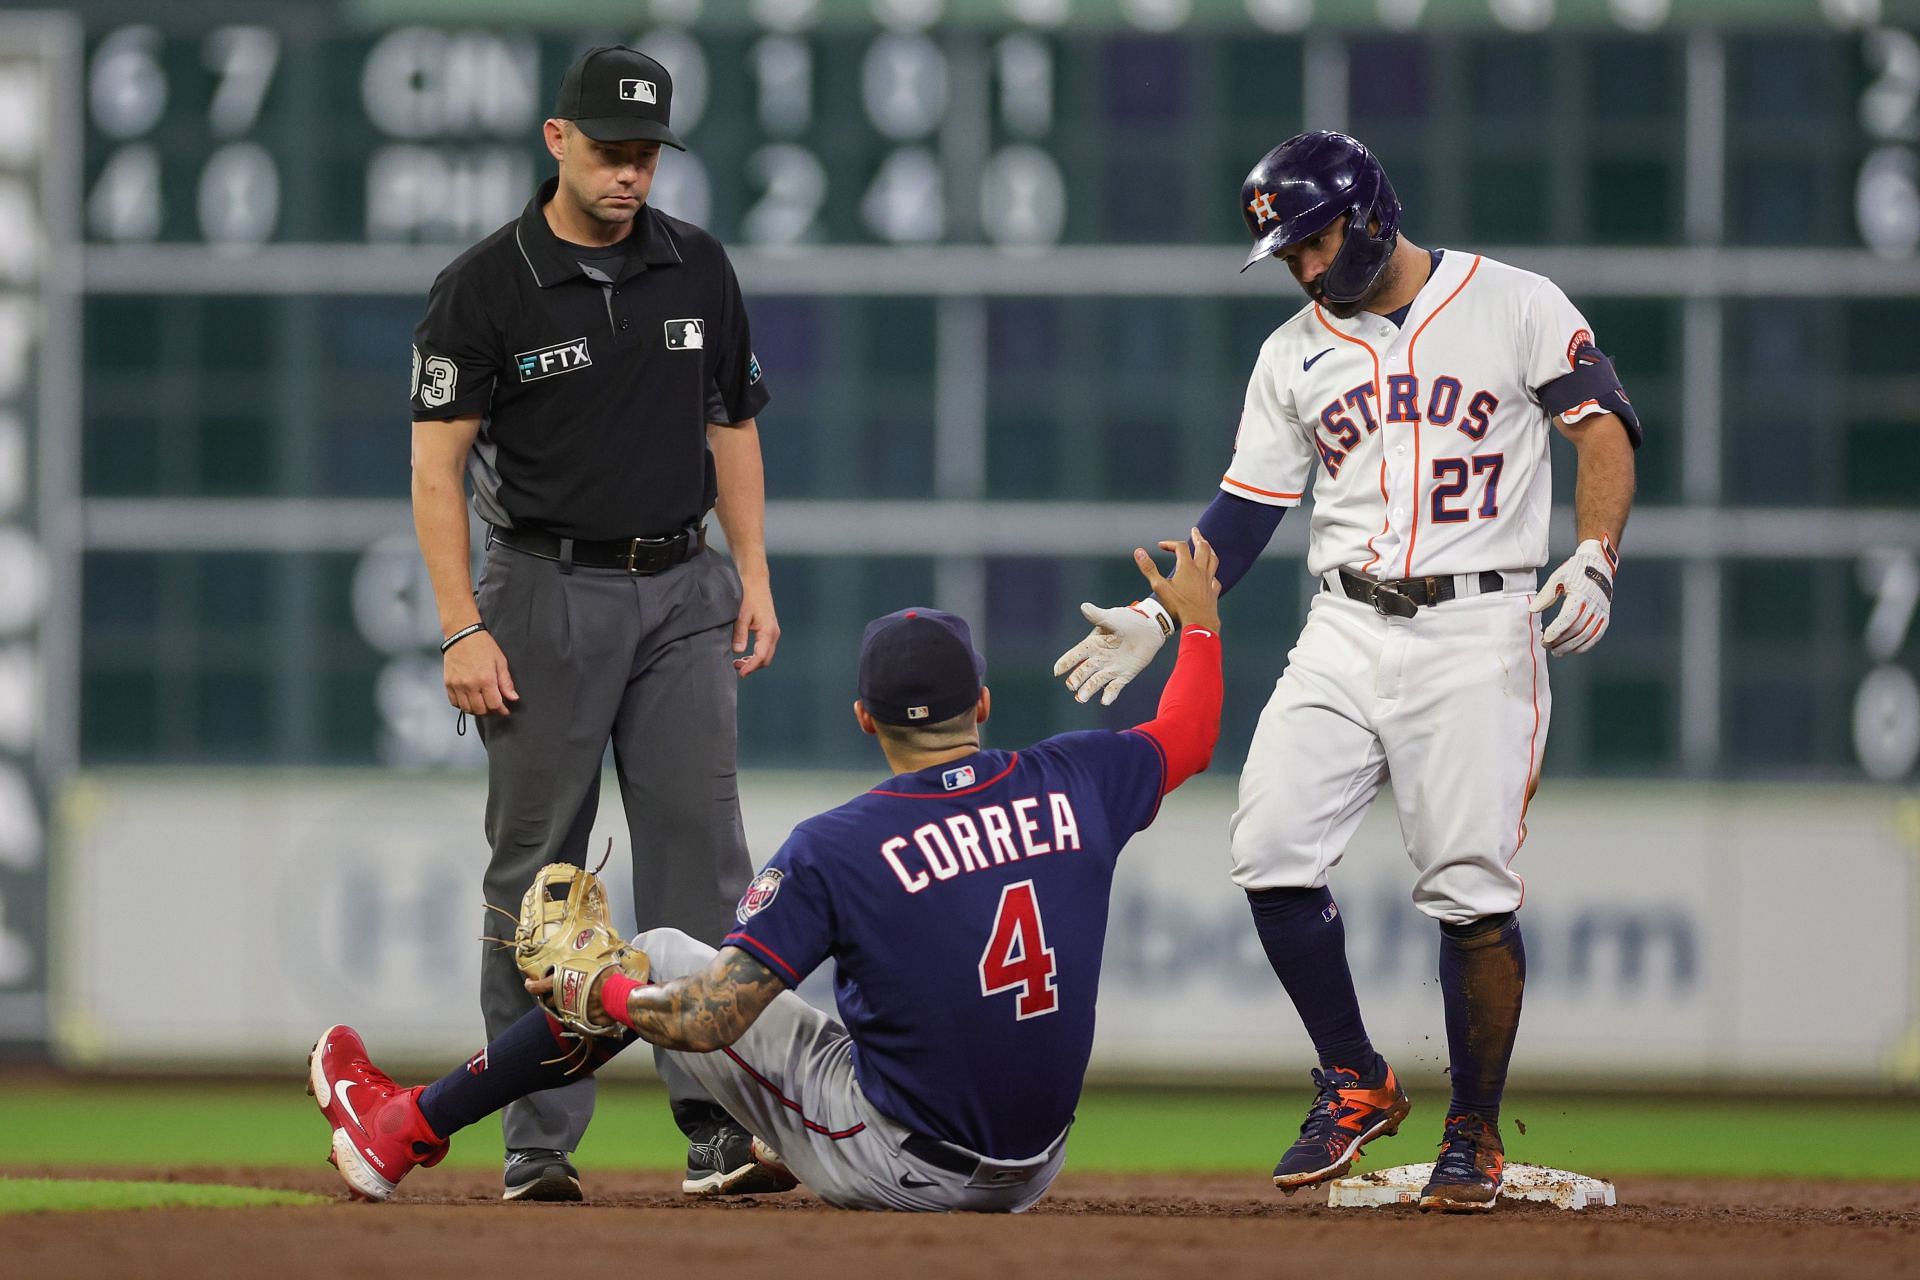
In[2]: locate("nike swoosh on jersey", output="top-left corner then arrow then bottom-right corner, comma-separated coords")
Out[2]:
898,1173 -> 940,1189
336,1079 -> 367,1131
1303,347 -> 1335,371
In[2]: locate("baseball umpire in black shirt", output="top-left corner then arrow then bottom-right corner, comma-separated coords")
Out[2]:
408,45 -> 783,1203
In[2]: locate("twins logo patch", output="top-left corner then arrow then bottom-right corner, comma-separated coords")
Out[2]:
464,1048 -> 488,1076
736,867 -> 783,924
619,78 -> 657,104
941,764 -> 976,791
664,318 -> 705,350
517,338 -> 592,382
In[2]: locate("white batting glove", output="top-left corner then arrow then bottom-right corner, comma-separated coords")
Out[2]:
1529,535 -> 1619,657
1052,598 -> 1175,705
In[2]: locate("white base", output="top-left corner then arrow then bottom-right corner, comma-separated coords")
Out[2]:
1327,1162 -> 1616,1210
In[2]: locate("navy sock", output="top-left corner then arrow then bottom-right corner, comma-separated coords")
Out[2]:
1246,886 -> 1382,1081
1438,913 -> 1526,1121
417,1008 -> 637,1140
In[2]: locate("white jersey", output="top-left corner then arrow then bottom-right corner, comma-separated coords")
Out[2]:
1223,251 -> 1608,581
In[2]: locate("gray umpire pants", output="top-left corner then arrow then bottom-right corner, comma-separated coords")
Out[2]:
475,537 -> 753,1153
637,927 -> 1069,1212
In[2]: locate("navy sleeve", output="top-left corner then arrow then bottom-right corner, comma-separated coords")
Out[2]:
1032,730 -> 1169,851
1195,489 -> 1286,594
720,833 -> 833,988
709,250 -> 770,425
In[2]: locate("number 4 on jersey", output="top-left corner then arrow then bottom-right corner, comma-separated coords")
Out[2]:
979,880 -> 1058,1019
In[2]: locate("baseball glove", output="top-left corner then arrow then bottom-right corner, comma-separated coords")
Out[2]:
512,861 -> 652,1037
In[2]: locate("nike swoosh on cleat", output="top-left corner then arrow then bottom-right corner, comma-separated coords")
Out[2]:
1303,347 -> 1335,371
898,1174 -> 939,1189
335,1079 -> 366,1132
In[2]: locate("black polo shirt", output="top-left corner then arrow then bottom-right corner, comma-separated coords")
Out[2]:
410,177 -> 770,541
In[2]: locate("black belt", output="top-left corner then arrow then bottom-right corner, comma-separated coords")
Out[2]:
1333,569 -> 1505,618
488,522 -> 705,575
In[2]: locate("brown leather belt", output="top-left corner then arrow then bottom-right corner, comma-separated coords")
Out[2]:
1332,569 -> 1505,618
489,522 -> 706,575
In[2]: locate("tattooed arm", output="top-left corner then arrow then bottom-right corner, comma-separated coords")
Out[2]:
606,947 -> 785,1052
524,945 -> 785,1051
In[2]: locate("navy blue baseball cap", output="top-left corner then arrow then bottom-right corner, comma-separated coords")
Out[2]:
858,607 -> 986,727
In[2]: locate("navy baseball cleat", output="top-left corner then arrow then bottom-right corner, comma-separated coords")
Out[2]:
307,1024 -> 449,1202
1418,1113 -> 1506,1212
1271,1062 -> 1412,1192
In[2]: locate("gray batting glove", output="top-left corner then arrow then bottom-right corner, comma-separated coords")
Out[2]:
1052,598 -> 1174,705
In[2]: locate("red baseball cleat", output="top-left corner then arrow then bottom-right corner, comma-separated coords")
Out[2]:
307,1024 -> 449,1201
1271,1062 -> 1412,1192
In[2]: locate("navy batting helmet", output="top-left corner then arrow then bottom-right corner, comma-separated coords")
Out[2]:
1239,131 -> 1401,306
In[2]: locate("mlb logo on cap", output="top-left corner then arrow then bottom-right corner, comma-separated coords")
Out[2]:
619,78 -> 656,103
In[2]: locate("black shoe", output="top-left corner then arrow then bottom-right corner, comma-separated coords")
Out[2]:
673,1101 -> 798,1197
502,1148 -> 583,1202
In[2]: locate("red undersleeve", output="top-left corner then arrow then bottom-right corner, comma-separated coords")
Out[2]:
1132,627 -> 1222,794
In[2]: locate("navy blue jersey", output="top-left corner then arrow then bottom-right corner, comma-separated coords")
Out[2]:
723,730 -> 1168,1160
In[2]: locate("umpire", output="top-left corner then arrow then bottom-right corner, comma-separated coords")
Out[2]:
408,45 -> 781,1202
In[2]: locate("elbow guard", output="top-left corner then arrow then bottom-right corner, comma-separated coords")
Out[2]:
1538,343 -> 1642,448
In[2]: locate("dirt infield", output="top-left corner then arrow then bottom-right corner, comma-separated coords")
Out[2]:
4,1166 -> 1917,1279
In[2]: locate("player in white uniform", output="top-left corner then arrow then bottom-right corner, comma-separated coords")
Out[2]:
1053,132 -> 1640,1211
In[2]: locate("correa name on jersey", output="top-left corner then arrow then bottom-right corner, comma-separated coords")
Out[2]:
880,792 -> 1083,895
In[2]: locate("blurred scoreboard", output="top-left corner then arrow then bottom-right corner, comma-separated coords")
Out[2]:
67,5 -> 1920,254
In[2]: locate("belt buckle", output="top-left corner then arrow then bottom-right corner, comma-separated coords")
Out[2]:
622,534 -> 673,574
1368,581 -> 1418,619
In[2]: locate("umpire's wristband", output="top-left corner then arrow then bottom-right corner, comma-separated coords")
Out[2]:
439,622 -> 487,654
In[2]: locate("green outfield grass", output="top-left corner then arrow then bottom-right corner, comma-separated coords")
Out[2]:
0,1177 -> 324,1213
2,1082 -> 1917,1182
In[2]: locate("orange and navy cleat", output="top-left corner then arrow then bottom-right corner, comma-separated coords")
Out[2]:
307,1024 -> 449,1201
1418,1113 -> 1506,1212
1271,1062 -> 1412,1192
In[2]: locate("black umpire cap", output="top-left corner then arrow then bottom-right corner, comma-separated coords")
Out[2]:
554,45 -> 686,150
858,608 -> 987,727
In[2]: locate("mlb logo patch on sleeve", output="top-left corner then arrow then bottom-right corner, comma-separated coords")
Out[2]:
664,318 -> 705,350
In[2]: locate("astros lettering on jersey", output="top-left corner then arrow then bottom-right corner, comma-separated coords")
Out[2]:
1225,251 -> 1610,580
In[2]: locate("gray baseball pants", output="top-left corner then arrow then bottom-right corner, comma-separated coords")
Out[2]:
475,538 -> 753,1153
637,927 -> 1070,1212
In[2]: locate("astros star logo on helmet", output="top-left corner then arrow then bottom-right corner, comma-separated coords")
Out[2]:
1248,189 -> 1279,226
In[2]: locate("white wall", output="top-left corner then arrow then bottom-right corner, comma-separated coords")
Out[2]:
53,770 -> 1920,1086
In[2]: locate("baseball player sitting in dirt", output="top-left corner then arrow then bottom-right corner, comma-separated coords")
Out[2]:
311,536 -> 1224,1211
